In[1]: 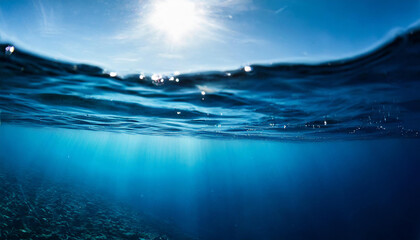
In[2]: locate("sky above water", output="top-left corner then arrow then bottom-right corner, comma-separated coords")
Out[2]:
0,0 -> 419,74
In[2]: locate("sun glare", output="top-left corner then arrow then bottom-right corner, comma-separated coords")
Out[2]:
147,0 -> 206,43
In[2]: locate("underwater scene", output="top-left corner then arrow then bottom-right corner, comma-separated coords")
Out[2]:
1,0 -> 420,239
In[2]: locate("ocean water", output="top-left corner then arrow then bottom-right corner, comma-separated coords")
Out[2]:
0,27 -> 420,239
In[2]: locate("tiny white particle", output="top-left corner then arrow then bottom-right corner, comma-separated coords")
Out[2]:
5,45 -> 14,55
244,66 -> 252,72
151,74 -> 161,81
109,72 -> 117,77
177,111 -> 181,115
201,91 -> 206,96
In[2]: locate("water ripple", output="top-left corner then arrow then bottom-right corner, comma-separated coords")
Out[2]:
1,28 -> 420,140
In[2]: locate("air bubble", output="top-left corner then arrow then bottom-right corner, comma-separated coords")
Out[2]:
5,45 -> 14,55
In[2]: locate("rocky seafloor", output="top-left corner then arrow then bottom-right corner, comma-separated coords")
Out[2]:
0,165 -> 195,240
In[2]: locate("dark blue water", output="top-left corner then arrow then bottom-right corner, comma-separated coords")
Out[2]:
0,27 -> 420,239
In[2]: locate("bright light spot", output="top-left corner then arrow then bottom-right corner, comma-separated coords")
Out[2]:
139,74 -> 145,80
147,0 -> 206,42
175,78 -> 180,82
151,74 -> 161,81
109,72 -> 117,77
177,111 -> 181,115
5,45 -> 14,55
244,66 -> 252,72
197,85 -> 217,94
324,120 -> 327,126
169,76 -> 175,81
226,73 -> 231,77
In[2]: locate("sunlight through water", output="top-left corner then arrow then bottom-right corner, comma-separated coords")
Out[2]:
146,0 -> 207,43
